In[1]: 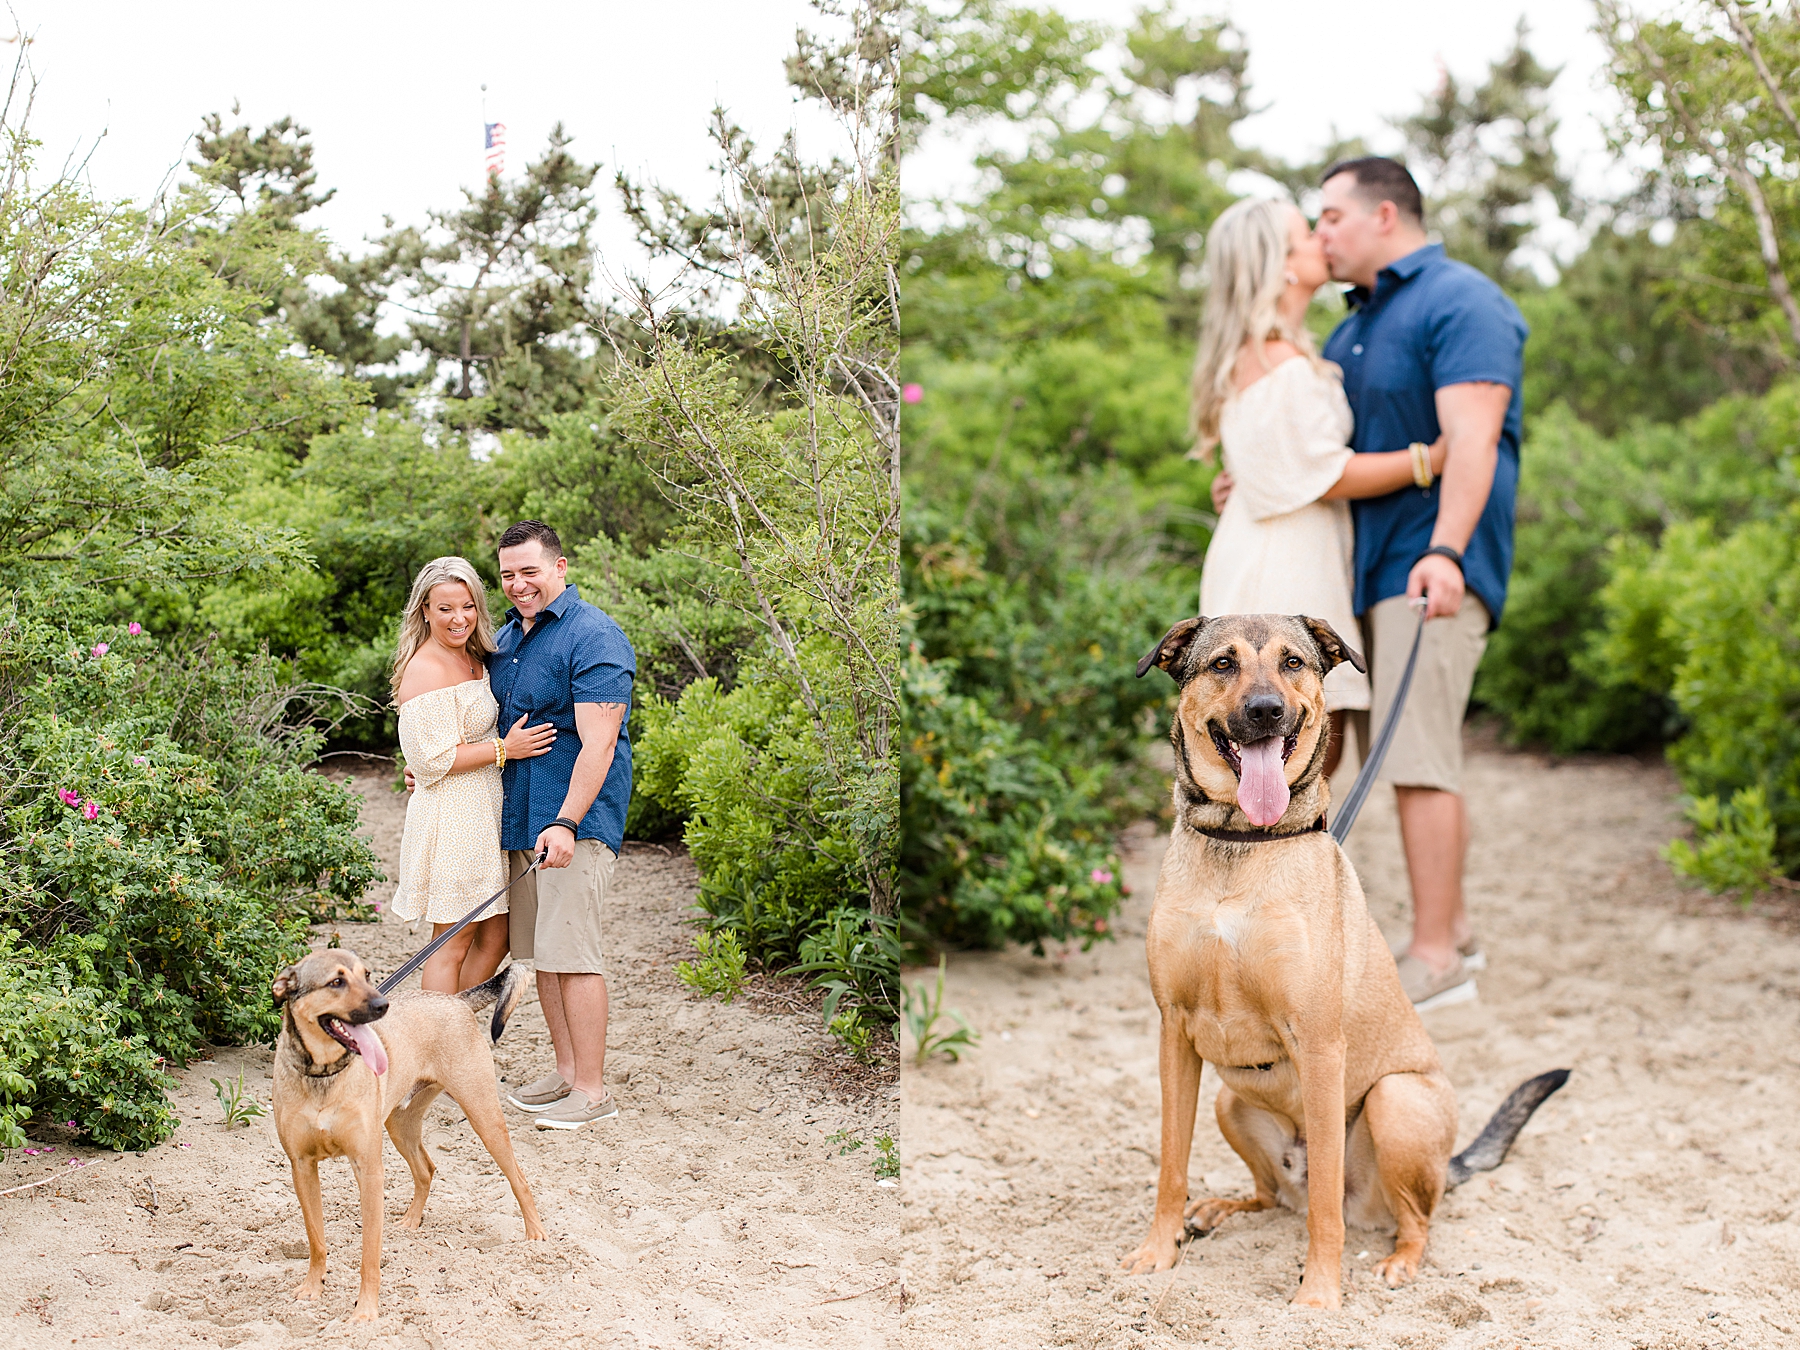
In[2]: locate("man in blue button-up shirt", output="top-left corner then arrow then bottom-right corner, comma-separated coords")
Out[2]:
1314,158 -> 1526,1009
488,520 -> 636,1130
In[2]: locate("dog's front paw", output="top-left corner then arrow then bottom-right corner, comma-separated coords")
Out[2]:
294,1280 -> 323,1303
1373,1246 -> 1421,1287
350,1300 -> 379,1323
1291,1273 -> 1342,1310
1121,1230 -> 1181,1274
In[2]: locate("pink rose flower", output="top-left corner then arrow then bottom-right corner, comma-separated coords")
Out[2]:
127,622 -> 142,636
57,789 -> 79,808
90,643 -> 109,658
901,383 -> 923,404
1090,868 -> 1114,885
82,801 -> 99,821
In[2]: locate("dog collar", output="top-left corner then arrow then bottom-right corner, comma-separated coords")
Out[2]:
283,1005 -> 356,1077
302,1051 -> 356,1078
1191,814 -> 1328,845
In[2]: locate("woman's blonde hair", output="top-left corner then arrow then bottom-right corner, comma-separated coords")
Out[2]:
1190,196 -> 1324,454
389,556 -> 498,698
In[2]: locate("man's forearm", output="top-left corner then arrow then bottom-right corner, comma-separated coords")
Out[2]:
1429,381 -> 1511,553
556,743 -> 614,826
551,702 -> 626,832
1430,434 -> 1497,552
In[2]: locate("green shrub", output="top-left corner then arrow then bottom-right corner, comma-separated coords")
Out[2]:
1665,787 -> 1782,898
794,906 -> 901,1045
1477,394 -> 1798,753
631,646 -> 899,1045
1602,511 -> 1800,873
0,933 -> 176,1151
900,648 -> 1125,950
676,930 -> 749,1003
0,601 -> 384,1148
631,663 -> 865,965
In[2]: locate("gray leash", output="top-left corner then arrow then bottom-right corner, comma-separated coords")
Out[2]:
1330,602 -> 1428,845
378,849 -> 545,995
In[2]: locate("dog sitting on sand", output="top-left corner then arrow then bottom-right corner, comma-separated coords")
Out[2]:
1123,613 -> 1567,1307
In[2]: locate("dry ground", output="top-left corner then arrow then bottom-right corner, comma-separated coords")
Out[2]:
2,769 -> 901,1349
900,742 -> 1800,1348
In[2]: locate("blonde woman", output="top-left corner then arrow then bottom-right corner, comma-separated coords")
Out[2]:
391,556 -> 556,993
1192,197 -> 1446,775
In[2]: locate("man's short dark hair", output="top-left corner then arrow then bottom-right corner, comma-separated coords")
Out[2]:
497,520 -> 563,558
1321,156 -> 1425,226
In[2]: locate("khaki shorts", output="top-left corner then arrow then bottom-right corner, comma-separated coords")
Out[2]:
507,839 -> 617,974
1355,592 -> 1490,794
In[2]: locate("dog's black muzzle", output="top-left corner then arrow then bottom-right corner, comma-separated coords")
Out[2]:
1225,691 -> 1301,746
348,995 -> 389,1024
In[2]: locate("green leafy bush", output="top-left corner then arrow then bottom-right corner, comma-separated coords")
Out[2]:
1601,510 -> 1800,875
632,647 -> 899,1042
1665,787 -> 1782,898
0,602 -> 384,1148
0,933 -> 175,1151
900,648 -> 1125,949
632,660 -> 866,964
676,930 -> 749,1003
1478,389 -> 1800,753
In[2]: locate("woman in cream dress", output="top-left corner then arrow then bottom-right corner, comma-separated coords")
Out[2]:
391,556 -> 555,994
1192,197 -> 1446,775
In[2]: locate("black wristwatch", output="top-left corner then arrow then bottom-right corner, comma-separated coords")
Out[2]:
547,816 -> 581,837
1419,544 -> 1464,571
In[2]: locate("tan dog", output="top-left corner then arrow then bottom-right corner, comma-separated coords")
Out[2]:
270,948 -> 547,1322
1122,613 -> 1566,1308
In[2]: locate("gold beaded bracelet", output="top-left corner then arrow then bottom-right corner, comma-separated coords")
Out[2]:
494,737 -> 506,769
1409,441 -> 1434,490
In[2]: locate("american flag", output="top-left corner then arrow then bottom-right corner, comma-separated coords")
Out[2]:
484,122 -> 506,179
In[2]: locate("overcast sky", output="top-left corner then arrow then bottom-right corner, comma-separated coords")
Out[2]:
16,0 -> 837,281
20,1 -> 1634,273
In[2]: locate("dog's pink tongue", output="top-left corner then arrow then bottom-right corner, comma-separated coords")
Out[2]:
1237,737 -> 1290,827
344,1023 -> 387,1076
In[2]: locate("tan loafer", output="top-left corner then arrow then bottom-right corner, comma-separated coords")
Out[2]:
1396,953 -> 1476,1011
533,1089 -> 619,1130
506,1071 -> 571,1113
1388,931 -> 1486,972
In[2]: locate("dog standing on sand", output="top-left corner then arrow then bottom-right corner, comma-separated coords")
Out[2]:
270,948 -> 547,1322
1123,612 -> 1566,1308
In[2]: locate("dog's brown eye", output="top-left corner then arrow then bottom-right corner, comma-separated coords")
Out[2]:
330,977 -> 345,987
1212,657 -> 1232,672
1285,655 -> 1303,669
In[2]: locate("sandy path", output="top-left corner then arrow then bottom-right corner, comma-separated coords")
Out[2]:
2,770 -> 900,1349
899,744 -> 1800,1347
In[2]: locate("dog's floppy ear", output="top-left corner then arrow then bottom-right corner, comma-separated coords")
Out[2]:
1136,617 -> 1207,680
271,965 -> 300,1006
1296,616 -> 1366,674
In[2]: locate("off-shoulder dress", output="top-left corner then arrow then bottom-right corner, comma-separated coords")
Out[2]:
391,675 -> 509,924
1199,356 -> 1372,711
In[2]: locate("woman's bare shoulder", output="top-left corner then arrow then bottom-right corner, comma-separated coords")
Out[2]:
397,647 -> 462,708
1231,339 -> 1304,393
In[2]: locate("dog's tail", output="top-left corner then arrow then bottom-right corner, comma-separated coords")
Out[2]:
458,962 -> 528,1044
1445,1068 -> 1571,1189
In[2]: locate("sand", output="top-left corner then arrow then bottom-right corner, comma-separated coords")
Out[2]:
1,769 -> 900,1348
899,743 -> 1800,1347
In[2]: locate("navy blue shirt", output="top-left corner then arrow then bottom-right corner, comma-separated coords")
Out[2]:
488,585 -> 636,854
1322,243 -> 1528,627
